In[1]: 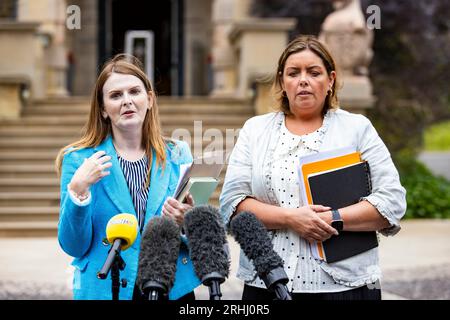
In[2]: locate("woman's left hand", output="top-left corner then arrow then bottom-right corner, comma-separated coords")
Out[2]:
162,194 -> 195,226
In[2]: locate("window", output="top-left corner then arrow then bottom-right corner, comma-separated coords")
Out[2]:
0,0 -> 17,19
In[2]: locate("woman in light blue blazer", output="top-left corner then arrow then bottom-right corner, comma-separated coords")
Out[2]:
55,54 -> 200,300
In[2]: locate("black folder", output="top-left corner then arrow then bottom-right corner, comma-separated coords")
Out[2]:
308,161 -> 378,263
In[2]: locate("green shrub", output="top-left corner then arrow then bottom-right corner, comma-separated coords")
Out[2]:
395,152 -> 450,219
424,120 -> 450,151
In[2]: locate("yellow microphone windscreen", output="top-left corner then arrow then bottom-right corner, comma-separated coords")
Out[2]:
106,213 -> 138,250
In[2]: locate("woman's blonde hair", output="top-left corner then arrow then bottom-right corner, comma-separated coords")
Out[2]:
55,54 -> 168,183
273,35 -> 340,116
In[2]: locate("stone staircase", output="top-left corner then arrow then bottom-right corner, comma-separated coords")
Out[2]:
0,96 -> 254,236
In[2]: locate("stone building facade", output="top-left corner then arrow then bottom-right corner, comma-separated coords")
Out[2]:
0,0 -> 373,117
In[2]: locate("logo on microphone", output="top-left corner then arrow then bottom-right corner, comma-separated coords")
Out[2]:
109,218 -> 135,226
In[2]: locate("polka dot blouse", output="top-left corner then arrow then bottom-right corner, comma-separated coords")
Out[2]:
246,112 -> 353,293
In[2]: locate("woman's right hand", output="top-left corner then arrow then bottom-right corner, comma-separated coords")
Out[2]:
68,151 -> 112,195
285,205 -> 339,243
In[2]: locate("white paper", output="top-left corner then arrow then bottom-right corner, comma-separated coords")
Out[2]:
173,162 -> 193,198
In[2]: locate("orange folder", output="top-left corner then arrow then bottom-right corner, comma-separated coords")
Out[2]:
300,151 -> 362,260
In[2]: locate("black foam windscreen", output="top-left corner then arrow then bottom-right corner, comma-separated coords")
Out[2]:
184,205 -> 230,280
137,216 -> 181,292
229,211 -> 283,276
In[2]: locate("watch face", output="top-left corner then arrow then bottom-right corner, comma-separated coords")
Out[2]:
332,220 -> 344,232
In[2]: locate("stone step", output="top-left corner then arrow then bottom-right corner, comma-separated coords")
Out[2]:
0,156 -> 229,178
0,221 -> 57,237
33,96 -> 90,105
0,126 -> 83,137
0,138 -> 238,154
24,105 -> 89,116
0,178 -> 59,192
1,115 -> 87,126
0,125 -> 242,137
0,192 -> 60,207
0,206 -> 59,222
25,102 -> 253,116
0,150 -> 58,162
0,137 -> 72,150
33,95 -> 250,106
1,114 -> 248,126
0,164 -> 57,178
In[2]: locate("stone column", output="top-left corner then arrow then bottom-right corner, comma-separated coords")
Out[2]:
210,0 -> 238,97
0,21 -> 39,118
18,0 -> 68,97
229,18 -> 296,99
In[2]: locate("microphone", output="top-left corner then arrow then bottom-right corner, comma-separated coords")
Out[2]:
97,213 -> 138,280
229,211 -> 292,300
184,205 -> 230,300
137,216 -> 181,300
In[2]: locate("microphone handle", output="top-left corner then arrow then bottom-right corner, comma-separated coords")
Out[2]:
208,280 -> 222,300
142,281 -> 167,300
149,290 -> 159,301
97,239 -> 122,279
202,272 -> 224,300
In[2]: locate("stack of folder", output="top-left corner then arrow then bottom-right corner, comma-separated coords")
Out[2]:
298,147 -> 378,263
173,152 -> 224,205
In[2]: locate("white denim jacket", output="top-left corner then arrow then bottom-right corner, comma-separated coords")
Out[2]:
219,109 -> 407,288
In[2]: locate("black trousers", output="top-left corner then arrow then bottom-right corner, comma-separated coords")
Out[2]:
242,284 -> 381,301
132,284 -> 196,301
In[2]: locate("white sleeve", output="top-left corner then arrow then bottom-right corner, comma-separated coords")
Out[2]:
67,185 -> 92,207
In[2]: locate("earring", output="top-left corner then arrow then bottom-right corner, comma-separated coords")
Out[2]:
328,87 -> 333,95
282,90 -> 287,97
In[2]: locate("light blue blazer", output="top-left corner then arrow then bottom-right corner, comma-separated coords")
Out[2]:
58,135 -> 201,300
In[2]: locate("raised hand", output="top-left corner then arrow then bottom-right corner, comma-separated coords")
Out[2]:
68,151 -> 112,197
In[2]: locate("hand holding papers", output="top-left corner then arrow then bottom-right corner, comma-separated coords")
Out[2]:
298,147 -> 378,263
173,152 -> 224,205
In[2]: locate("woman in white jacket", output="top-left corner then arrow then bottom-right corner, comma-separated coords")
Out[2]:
220,35 -> 406,300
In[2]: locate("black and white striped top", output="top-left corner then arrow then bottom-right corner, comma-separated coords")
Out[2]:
117,155 -> 149,232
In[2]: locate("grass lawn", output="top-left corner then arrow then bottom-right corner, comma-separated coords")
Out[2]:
424,120 -> 450,151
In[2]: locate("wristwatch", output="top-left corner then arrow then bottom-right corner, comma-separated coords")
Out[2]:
331,209 -> 344,232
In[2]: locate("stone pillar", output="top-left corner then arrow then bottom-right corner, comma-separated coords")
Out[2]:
0,77 -> 29,120
229,18 -> 296,99
18,0 -> 68,97
0,21 -> 43,101
210,0 -> 240,97
319,0 -> 374,114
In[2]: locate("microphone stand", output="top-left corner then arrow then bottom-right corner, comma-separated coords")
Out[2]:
110,251 -> 126,301
98,240 -> 127,300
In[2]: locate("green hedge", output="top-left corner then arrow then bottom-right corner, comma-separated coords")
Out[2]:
395,152 -> 450,219
424,120 -> 450,151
